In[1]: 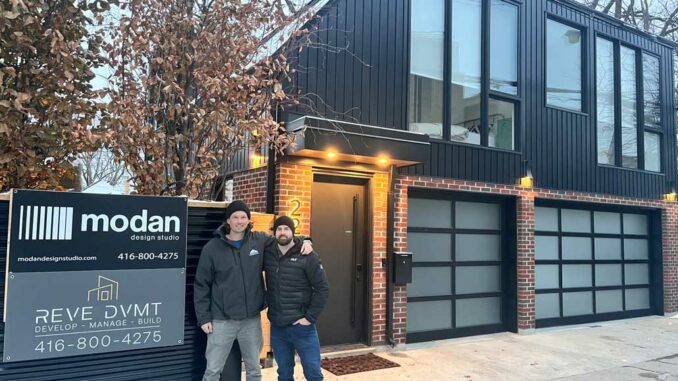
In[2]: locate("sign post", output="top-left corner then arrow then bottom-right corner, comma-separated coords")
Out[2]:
3,190 -> 188,362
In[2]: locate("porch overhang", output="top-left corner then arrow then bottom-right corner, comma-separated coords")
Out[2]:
285,116 -> 430,167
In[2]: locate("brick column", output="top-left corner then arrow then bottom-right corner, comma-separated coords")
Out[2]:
662,203 -> 678,314
392,177 -> 411,344
517,193 -> 536,332
370,172 -> 389,345
273,163 -> 312,236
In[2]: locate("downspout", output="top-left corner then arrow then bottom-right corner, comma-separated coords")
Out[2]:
385,164 -> 398,347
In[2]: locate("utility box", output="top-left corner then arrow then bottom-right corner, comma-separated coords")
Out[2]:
392,252 -> 412,284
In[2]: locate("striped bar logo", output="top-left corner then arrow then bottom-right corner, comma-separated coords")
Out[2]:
17,206 -> 74,241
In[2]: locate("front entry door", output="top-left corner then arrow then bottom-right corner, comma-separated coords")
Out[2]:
311,175 -> 367,346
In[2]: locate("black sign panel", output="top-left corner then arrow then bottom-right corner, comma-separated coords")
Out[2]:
4,190 -> 188,362
7,190 -> 187,272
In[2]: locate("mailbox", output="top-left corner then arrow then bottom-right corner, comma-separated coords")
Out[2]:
392,252 -> 412,284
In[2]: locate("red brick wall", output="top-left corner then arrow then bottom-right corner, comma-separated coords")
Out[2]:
273,163 -> 312,236
232,167 -> 268,213
663,207 -> 678,314
395,175 -> 678,331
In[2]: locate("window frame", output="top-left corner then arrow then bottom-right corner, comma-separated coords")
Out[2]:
544,15 -> 587,114
593,31 -> 664,173
407,0 -> 522,152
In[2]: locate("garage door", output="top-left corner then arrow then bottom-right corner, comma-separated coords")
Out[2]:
406,192 -> 516,342
535,203 -> 661,327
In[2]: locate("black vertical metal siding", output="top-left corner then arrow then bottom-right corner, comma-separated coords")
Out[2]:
286,0 -> 409,130
0,200 -> 227,381
286,0 -> 676,199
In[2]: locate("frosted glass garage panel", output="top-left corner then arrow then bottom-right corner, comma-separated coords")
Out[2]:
536,265 -> 560,289
595,264 -> 622,287
408,199 -> 451,228
561,209 -> 591,233
593,211 -> 621,234
624,239 -> 648,260
562,237 -> 592,260
563,292 -> 593,316
594,238 -> 622,260
535,236 -> 559,260
407,300 -> 452,332
455,202 -> 500,230
456,297 -> 501,328
456,234 -> 501,261
535,207 -> 559,231
409,232 -> 452,262
456,266 -> 501,294
536,293 -> 560,319
624,264 -> 649,285
409,267 -> 452,297
623,213 -> 648,235
596,290 -> 623,313
625,288 -> 650,310
562,265 -> 592,288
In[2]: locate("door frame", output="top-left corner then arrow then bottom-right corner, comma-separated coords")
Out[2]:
312,168 -> 373,346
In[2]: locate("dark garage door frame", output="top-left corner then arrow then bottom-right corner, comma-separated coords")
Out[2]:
406,189 -> 517,343
534,199 -> 664,328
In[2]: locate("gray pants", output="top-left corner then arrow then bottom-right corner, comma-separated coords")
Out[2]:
202,317 -> 263,381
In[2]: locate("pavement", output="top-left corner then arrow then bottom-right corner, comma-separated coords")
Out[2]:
260,315 -> 678,380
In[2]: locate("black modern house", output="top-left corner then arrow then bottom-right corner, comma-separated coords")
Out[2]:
230,0 -> 678,346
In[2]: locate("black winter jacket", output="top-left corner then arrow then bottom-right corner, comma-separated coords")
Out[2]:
264,239 -> 329,326
193,225 -> 272,326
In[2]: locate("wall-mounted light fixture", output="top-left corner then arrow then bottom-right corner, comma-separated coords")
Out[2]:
519,160 -> 534,188
665,180 -> 677,202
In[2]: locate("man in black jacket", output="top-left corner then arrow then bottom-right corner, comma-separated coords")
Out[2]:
194,201 -> 313,381
264,216 -> 329,381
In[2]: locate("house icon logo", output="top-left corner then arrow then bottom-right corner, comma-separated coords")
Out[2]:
87,276 -> 119,302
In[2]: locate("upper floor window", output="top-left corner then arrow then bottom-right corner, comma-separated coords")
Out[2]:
595,36 -> 662,172
410,0 -> 520,151
408,0 -> 444,139
546,19 -> 583,112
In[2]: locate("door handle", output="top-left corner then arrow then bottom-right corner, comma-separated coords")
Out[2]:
356,264 -> 363,282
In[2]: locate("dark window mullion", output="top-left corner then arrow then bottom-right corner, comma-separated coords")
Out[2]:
637,48 -> 646,170
614,41 -> 622,166
481,0 -> 490,146
443,0 -> 452,141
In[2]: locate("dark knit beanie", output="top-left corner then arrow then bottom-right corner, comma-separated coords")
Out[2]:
225,200 -> 251,220
273,216 -> 295,235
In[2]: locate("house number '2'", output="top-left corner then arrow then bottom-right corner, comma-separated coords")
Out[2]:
289,199 -> 302,234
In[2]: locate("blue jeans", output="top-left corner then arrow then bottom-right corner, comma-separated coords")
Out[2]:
270,323 -> 323,381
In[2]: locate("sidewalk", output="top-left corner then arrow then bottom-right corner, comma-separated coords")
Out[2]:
261,316 -> 678,380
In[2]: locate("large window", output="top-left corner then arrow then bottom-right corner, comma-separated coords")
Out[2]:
594,37 -> 663,172
546,19 -> 583,112
409,0 -> 520,151
620,46 -> 638,168
408,0 -> 445,139
596,38 -> 615,165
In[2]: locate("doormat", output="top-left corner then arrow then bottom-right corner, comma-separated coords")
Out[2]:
321,353 -> 400,376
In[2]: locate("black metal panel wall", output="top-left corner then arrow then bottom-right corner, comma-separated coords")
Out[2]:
0,200 -> 226,381
399,142 -> 523,185
286,0 -> 409,131
285,0 -> 677,199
